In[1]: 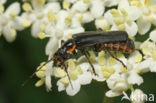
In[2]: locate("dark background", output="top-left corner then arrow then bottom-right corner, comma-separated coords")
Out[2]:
0,1 -> 156,103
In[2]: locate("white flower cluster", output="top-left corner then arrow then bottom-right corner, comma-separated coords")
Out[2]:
0,0 -> 30,42
1,0 -> 156,102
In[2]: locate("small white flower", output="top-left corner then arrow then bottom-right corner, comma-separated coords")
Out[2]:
139,40 -> 156,72
104,0 -> 121,7
137,17 -> 151,35
0,0 -> 6,4
106,73 -> 129,97
31,18 -> 49,38
104,2 -> 140,36
45,61 -> 53,91
65,80 -> 81,96
35,61 -> 53,91
119,0 -> 141,20
45,37 -> 59,56
95,17 -> 110,31
56,59 -> 92,96
92,51 -> 123,82
126,51 -> 144,85
31,0 -> 45,10
0,2 -> 28,42
72,0 -> 89,12
127,70 -> 143,85
90,0 -> 105,18
44,2 -> 60,14
22,1 -> 61,39
63,27 -> 84,39
128,51 -> 143,65
149,30 -> 156,42
4,2 -> 20,17
130,0 -> 156,35
72,12 -> 94,24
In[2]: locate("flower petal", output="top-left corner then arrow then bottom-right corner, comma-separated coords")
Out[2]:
66,80 -> 81,96
104,0 -> 120,7
79,72 -> 92,85
72,1 -> 89,12
57,81 -> 66,92
32,0 -> 45,10
137,59 -> 150,73
45,62 -> 53,91
149,30 -> 156,42
44,2 -> 61,14
149,61 -> 156,72
81,12 -> 94,23
13,17 -> 29,31
45,37 -> 59,56
4,2 -> 20,17
118,0 -> 129,9
104,11 -> 114,25
107,73 -> 127,90
106,90 -> 121,97
137,17 -> 151,35
127,6 -> 142,21
125,22 -> 138,36
127,70 -> 143,85
45,75 -> 52,91
90,0 -> 105,18
92,63 -> 106,81
63,27 -> 84,39
95,17 -> 110,31
0,0 -> 6,4
2,23 -> 16,42
31,21 -> 42,37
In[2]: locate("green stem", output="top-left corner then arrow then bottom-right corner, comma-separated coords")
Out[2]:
103,82 -> 114,103
103,95 -> 114,103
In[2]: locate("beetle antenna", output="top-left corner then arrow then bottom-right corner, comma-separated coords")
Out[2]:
22,58 -> 54,86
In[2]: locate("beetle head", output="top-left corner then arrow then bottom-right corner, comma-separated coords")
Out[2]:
53,39 -> 76,62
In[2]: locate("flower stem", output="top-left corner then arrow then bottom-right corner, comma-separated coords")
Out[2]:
103,95 -> 114,103
103,82 -> 114,103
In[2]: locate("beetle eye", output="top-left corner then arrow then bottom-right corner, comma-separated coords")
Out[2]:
67,42 -> 73,47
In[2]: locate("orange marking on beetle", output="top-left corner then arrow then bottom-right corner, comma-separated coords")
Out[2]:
115,42 -> 120,51
102,45 -> 105,49
108,43 -> 113,50
67,45 -> 76,53
122,42 -> 128,51
60,59 -> 64,64
53,56 -> 58,60
127,49 -> 133,53
104,43 -> 108,47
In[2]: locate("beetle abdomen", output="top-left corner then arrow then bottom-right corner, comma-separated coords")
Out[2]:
102,39 -> 134,53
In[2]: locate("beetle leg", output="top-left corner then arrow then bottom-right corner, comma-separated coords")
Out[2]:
62,63 -> 74,89
73,50 -> 77,57
83,51 -> 98,76
108,51 -> 127,69
60,59 -> 74,89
